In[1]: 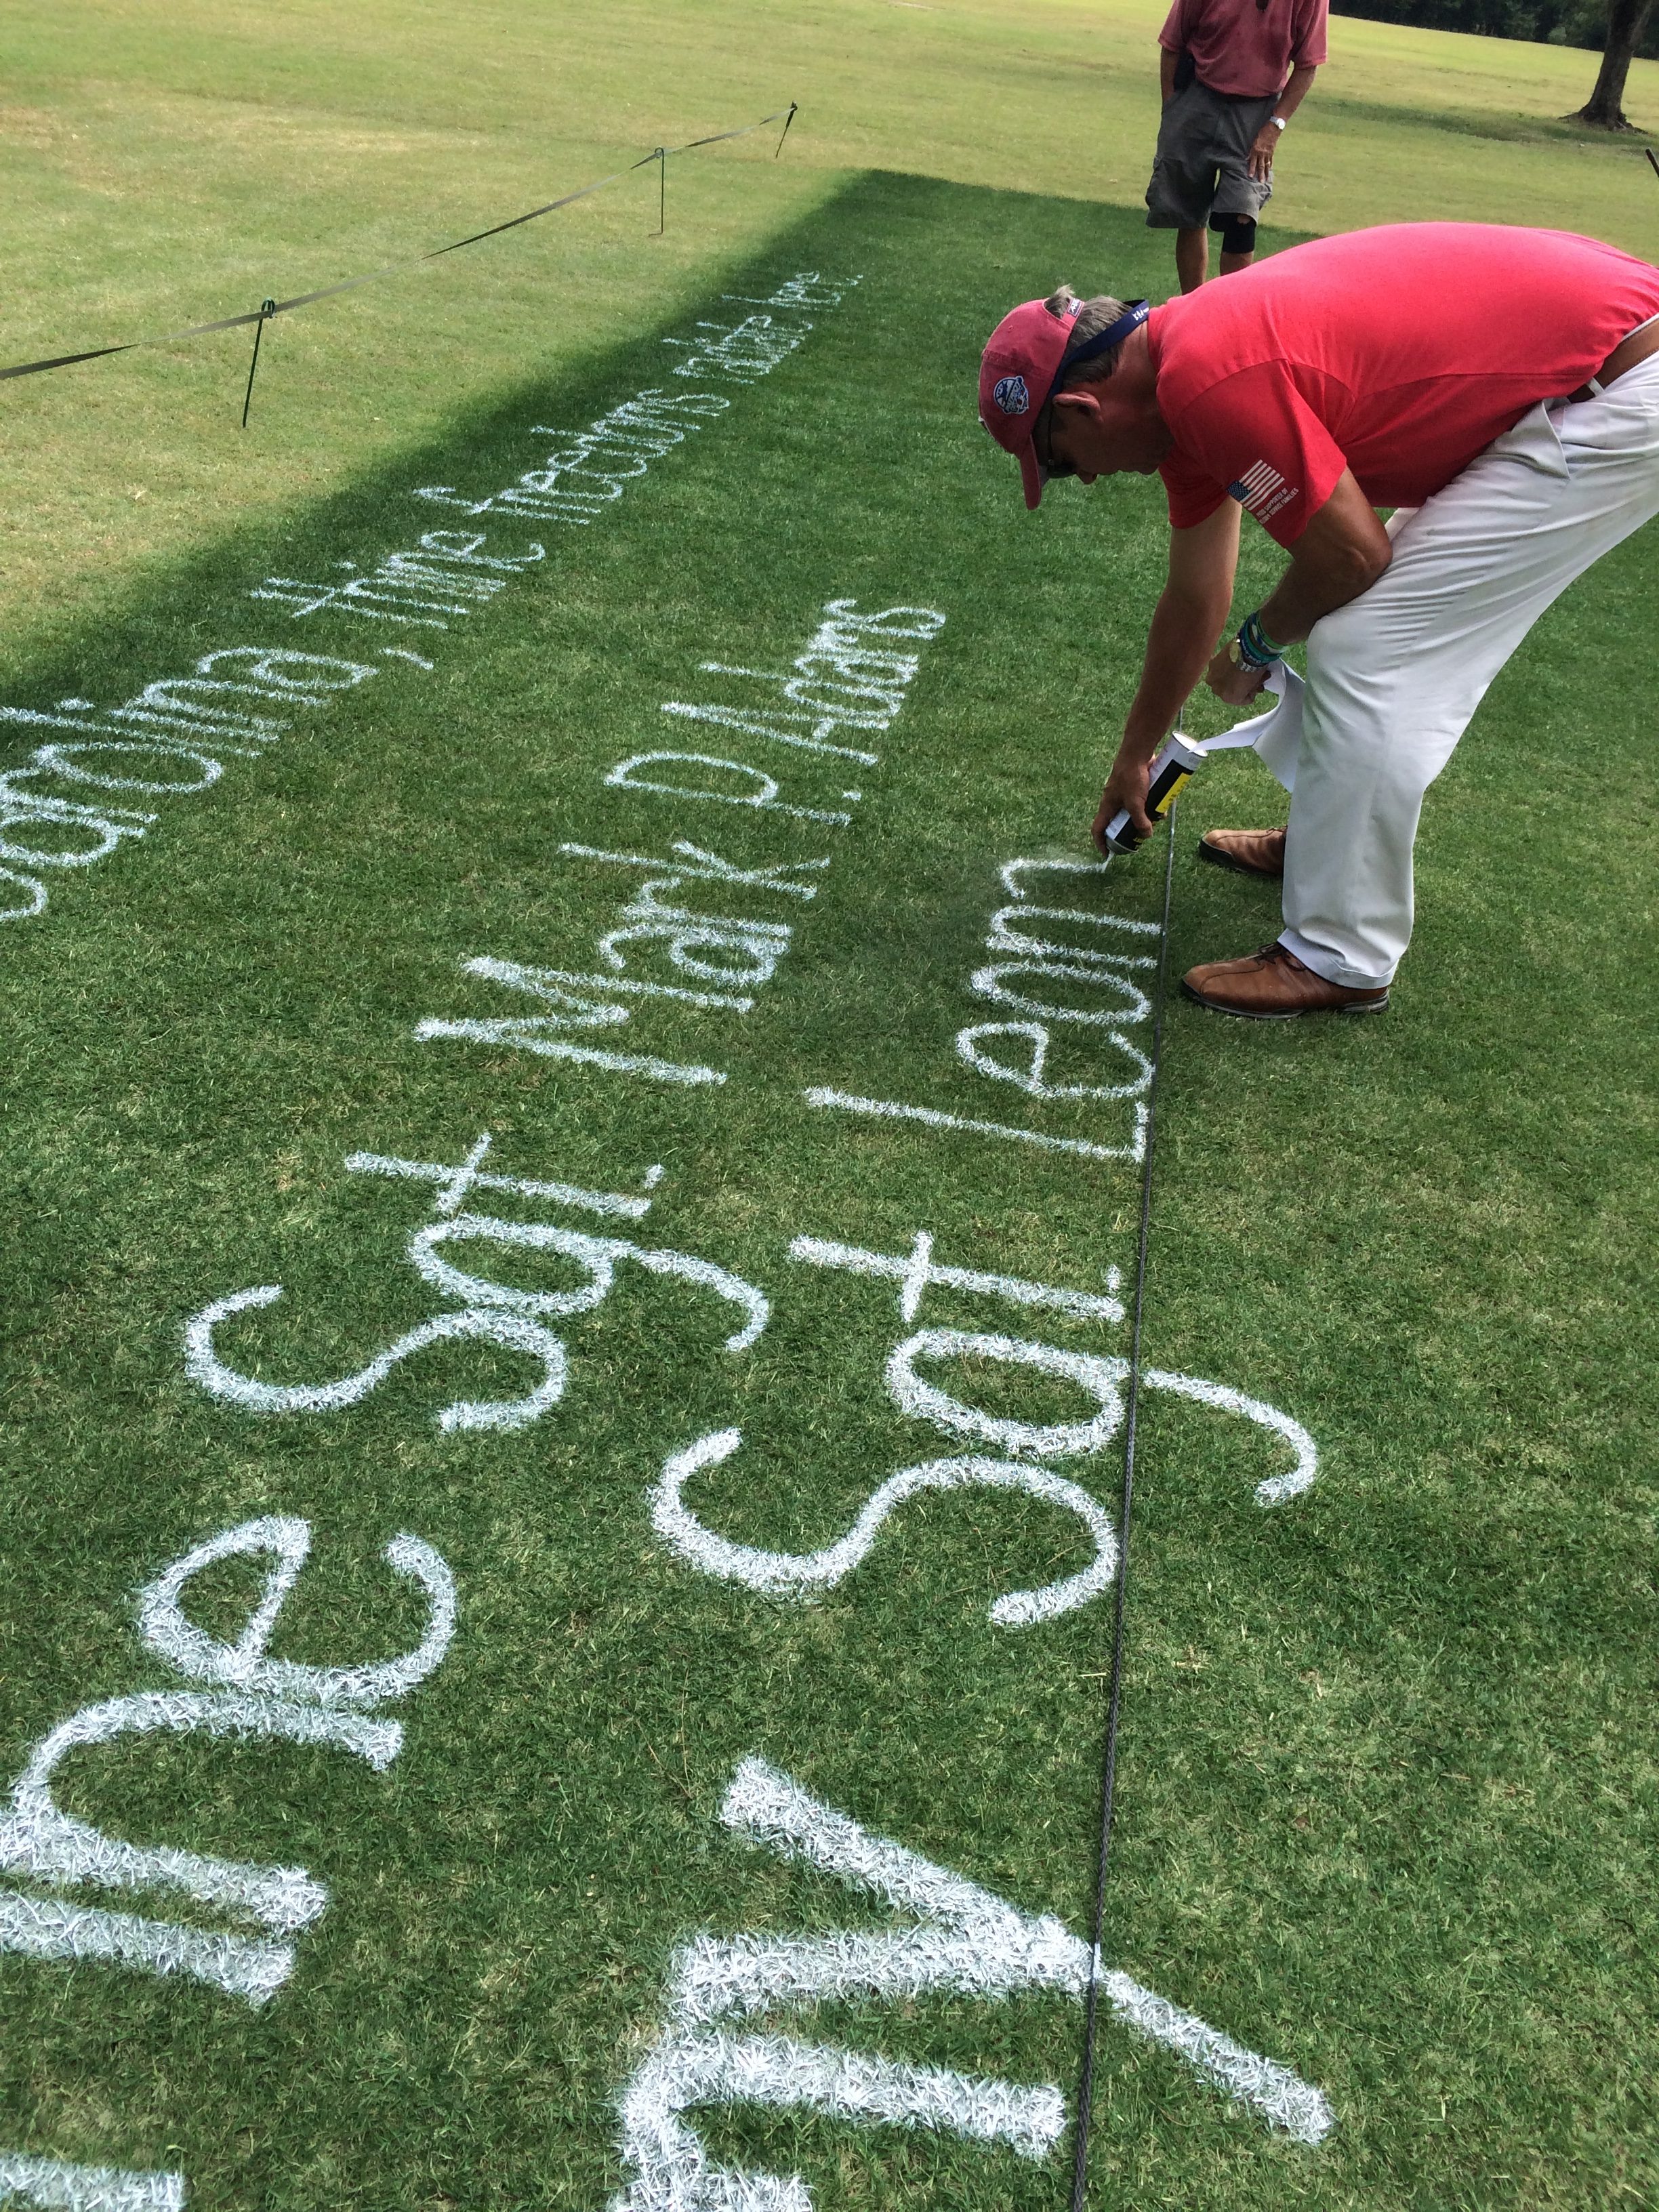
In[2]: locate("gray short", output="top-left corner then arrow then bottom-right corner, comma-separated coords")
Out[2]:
1145,80 -> 1275,231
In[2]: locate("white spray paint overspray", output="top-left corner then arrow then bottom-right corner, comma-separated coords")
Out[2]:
608,1757 -> 1333,2207
183,1286 -> 569,1433
0,2152 -> 184,2211
0,1519 -> 456,2005
652,1429 -> 1119,1627
415,958 -> 732,1086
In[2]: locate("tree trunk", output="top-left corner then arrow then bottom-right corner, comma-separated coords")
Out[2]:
1572,0 -> 1656,129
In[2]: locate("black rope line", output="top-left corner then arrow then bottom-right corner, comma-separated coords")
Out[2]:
241,298 -> 276,430
1069,802 -> 1179,2212
0,104 -> 797,387
1647,146 -> 1659,186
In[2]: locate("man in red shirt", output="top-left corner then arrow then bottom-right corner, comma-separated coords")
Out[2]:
978,224 -> 1659,1017
1149,0 -> 1328,294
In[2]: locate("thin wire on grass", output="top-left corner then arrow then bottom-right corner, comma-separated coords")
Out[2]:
0,105 -> 798,386
1069,800 -> 1179,2210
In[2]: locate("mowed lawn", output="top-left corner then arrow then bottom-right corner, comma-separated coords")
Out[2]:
2,0 -> 1656,647
0,8 -> 1656,2212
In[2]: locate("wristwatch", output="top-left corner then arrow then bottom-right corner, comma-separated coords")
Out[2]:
1269,115 -> 1288,131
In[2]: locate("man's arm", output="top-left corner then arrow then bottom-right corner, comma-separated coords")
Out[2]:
1205,468 -> 1392,705
1248,61 -> 1317,179
1092,499 -> 1242,850
1273,60 -> 1318,123
1158,0 -> 1189,100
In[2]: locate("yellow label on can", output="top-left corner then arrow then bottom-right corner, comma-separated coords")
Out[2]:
1151,768 -> 1193,819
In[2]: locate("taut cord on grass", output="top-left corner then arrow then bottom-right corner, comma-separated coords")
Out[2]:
0,104 -> 798,388
1068,802 -> 1179,2210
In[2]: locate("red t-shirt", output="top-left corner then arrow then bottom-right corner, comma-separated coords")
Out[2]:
1159,0 -> 1328,99
1151,224 -> 1659,545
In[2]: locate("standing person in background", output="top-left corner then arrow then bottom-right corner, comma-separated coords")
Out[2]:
1149,0 -> 1328,293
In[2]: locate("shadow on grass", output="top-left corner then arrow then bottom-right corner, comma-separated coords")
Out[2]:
1316,89 -> 1656,146
0,174 -> 1061,691
0,166 -> 1308,720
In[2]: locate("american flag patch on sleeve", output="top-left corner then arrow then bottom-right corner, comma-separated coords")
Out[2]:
1228,460 -> 1299,520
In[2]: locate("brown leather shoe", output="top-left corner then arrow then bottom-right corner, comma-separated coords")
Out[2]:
1182,941 -> 1389,1021
1198,827 -> 1286,879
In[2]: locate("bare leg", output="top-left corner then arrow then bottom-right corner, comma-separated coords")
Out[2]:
1174,226 -> 1208,293
1218,249 -> 1256,277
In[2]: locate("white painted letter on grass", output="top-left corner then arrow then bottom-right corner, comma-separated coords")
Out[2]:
0,2152 -> 184,2211
886,1329 -> 1127,1460
183,1285 -> 568,1433
607,1757 -> 1332,2207
652,1429 -> 1117,1626
0,1517 -> 456,2005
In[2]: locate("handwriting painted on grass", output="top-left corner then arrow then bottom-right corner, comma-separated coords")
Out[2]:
0,1517 -> 455,2007
182,1134 -> 766,1431
806,856 -> 1158,1161
0,274 -> 861,927
413,275 -> 857,526
248,529 -> 544,630
412,391 -> 731,527
417,598 -> 945,1086
651,1223 -> 1319,1626
610,596 -> 945,830
0,651 -> 377,922
658,267 -> 859,386
609,1755 -> 1332,2209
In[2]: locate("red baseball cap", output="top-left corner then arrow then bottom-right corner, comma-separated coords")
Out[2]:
979,297 -> 1078,510
979,295 -> 1151,508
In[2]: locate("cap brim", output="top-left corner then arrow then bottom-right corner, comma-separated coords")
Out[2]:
1019,441 -> 1044,510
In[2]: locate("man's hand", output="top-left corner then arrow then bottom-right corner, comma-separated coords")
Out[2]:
1206,642 -> 1270,705
1092,748 -> 1153,854
1248,63 -> 1316,179
1097,502 -> 1241,855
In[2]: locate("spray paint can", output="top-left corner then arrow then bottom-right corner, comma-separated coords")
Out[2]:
1103,733 -> 1206,855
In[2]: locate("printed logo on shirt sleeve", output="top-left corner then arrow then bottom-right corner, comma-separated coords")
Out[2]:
1228,459 -> 1300,522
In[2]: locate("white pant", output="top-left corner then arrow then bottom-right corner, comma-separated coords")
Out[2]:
1275,350 -> 1659,987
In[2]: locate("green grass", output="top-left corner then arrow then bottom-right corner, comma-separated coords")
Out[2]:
2,0 -> 1656,647
1,7 -> 1657,2211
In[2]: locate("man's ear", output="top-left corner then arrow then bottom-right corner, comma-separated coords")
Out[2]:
1050,386 -> 1102,417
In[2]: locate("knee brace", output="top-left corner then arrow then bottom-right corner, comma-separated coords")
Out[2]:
1210,213 -> 1257,257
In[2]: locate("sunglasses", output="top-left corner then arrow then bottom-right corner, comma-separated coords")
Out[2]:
1034,403 -> 1077,483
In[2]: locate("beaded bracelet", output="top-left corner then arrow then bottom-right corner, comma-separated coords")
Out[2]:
1235,610 -> 1285,670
